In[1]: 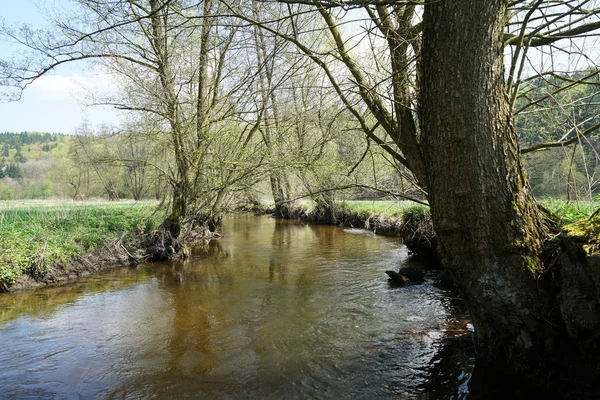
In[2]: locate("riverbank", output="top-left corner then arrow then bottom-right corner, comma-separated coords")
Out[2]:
274,198 -> 600,262
0,201 -> 163,292
2,198 -> 595,292
283,200 -> 439,261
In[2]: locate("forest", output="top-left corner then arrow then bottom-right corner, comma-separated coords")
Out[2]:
2,0 -> 600,397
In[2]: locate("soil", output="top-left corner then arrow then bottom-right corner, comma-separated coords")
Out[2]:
7,238 -> 141,292
4,229 -> 219,293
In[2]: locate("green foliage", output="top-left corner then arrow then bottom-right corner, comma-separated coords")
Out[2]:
0,266 -> 16,288
0,201 -> 162,289
27,180 -> 53,199
2,163 -> 22,179
0,131 -> 62,148
516,70 -> 600,147
561,213 -> 600,256
342,200 -> 428,217
0,185 -> 12,200
402,205 -> 430,219
539,198 -> 600,226
0,131 -> 164,201
13,150 -> 25,163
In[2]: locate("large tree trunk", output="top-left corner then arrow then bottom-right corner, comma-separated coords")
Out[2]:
420,0 -> 553,371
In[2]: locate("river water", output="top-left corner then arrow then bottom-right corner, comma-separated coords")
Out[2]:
0,216 -> 474,399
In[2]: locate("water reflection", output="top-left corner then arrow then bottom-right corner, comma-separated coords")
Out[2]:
0,215 -> 473,399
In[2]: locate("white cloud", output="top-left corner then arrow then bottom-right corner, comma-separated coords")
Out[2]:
0,66 -> 125,134
29,66 -> 122,103
29,74 -> 77,100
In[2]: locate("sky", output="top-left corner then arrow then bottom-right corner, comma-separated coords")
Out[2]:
2,1 -> 596,136
0,0 -> 123,134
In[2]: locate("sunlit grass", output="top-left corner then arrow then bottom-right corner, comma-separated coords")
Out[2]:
341,200 -> 428,216
343,198 -> 599,227
0,200 -> 163,289
538,198 -> 600,226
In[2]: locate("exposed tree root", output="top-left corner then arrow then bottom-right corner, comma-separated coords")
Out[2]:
466,220 -> 600,397
4,221 -> 220,292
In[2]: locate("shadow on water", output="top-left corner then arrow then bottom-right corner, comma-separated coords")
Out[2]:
0,215 -> 572,399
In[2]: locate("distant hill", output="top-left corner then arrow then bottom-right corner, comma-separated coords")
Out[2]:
0,132 -> 74,199
0,131 -> 70,164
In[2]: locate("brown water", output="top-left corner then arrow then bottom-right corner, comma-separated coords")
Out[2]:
0,215 -> 473,399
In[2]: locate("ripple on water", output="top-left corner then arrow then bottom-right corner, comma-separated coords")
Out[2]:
0,216 -> 472,399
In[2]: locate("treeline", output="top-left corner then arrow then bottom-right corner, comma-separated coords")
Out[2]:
0,123 -> 403,205
0,132 -> 62,166
1,41 -> 599,209
0,131 -> 61,146
0,129 -> 165,201
2,91 -> 600,203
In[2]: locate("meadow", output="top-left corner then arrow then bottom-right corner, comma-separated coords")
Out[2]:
342,198 -> 599,225
0,200 -> 161,289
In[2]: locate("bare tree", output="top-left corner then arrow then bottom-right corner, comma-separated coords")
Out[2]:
1,0 -> 272,236
225,0 -> 600,387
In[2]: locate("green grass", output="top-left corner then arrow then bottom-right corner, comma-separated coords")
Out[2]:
344,198 -> 599,227
341,200 -> 429,217
538,198 -> 600,226
0,201 -> 163,288
342,198 -> 600,226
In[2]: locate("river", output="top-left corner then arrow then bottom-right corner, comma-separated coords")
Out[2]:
0,215 -> 474,399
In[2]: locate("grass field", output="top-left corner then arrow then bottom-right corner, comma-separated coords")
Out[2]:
0,200 -> 162,288
538,198 -> 600,225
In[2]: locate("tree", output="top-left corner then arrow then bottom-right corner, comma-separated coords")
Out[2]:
251,0 -> 293,216
73,124 -> 122,201
232,0 -> 600,388
420,0 -> 550,373
4,162 -> 22,179
0,0 -> 274,236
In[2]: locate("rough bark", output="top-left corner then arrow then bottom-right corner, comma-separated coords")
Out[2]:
420,0 -> 553,370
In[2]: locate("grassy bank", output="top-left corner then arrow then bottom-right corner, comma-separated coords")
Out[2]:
294,198 -> 600,259
338,198 -> 600,229
0,201 -> 162,291
538,198 -> 600,226
295,199 -> 436,259
340,200 -> 425,216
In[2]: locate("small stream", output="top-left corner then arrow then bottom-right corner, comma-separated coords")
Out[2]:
0,216 -> 474,399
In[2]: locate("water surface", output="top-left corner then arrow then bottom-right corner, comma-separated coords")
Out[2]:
0,216 -> 472,398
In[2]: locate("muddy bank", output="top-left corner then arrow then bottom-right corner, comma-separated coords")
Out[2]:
2,230 -> 215,293
6,239 -> 140,292
271,202 -> 440,263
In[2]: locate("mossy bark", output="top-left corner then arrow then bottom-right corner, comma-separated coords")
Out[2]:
162,183 -> 187,238
419,0 -> 593,385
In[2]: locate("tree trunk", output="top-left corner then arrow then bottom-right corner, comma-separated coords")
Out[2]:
163,181 -> 187,238
420,0 -> 552,371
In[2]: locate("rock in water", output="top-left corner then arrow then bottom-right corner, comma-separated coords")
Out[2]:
385,270 -> 405,286
399,266 -> 424,284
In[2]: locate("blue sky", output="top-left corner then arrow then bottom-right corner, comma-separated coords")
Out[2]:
0,0 -> 123,134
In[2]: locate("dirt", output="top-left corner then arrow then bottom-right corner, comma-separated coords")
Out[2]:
7,238 -> 141,292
